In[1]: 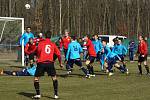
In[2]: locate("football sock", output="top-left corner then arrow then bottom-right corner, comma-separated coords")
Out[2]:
87,65 -> 91,74
145,65 -> 149,74
53,80 -> 58,96
80,67 -> 88,75
34,80 -> 40,95
90,65 -> 94,75
138,65 -> 142,74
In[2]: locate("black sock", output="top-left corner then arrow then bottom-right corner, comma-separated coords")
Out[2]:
145,65 -> 149,74
81,67 -> 88,75
90,65 -> 94,75
138,65 -> 142,74
87,65 -> 91,74
53,80 -> 58,96
34,81 -> 40,95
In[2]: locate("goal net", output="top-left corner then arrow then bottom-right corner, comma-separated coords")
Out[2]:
0,17 -> 24,66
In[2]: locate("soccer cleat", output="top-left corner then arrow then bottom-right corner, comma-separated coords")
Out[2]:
54,95 -> 59,99
32,95 -> 41,99
90,74 -> 96,77
67,71 -> 72,74
126,69 -> 129,75
108,72 -> 114,76
85,74 -> 90,78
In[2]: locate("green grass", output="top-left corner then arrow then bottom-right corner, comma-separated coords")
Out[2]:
0,60 -> 150,100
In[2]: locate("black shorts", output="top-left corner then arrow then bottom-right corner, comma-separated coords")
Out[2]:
29,52 -> 35,60
34,62 -> 56,77
67,58 -> 82,68
89,56 -> 95,64
138,54 -> 147,62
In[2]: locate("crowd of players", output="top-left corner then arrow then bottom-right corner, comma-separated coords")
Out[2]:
1,27 -> 148,99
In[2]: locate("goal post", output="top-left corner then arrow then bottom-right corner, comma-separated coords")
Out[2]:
0,17 -> 24,66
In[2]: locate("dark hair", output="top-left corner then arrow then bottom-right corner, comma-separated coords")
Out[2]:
26,26 -> 31,29
71,36 -> 76,40
45,31 -> 52,39
101,39 -> 107,43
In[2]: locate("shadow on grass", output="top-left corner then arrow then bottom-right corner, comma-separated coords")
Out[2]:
17,92 -> 34,99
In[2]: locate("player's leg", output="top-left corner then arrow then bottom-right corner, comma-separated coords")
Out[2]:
107,61 -> 114,76
138,55 -> 143,75
114,63 -> 128,74
86,56 -> 95,76
75,58 -> 88,75
33,63 -> 45,99
46,62 -> 59,99
66,59 -> 74,74
143,56 -> 149,75
100,54 -> 105,71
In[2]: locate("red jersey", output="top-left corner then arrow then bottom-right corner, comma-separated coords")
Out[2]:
84,39 -> 96,57
60,36 -> 71,49
37,39 -> 61,63
34,37 -> 44,43
138,40 -> 148,56
25,42 -> 36,55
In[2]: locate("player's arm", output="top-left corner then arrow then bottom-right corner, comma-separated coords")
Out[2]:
54,44 -> 62,66
19,34 -> 25,46
66,44 -> 71,61
123,45 -> 127,56
25,43 -> 30,55
142,42 -> 148,56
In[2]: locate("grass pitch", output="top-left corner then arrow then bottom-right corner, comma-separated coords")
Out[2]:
0,60 -> 150,100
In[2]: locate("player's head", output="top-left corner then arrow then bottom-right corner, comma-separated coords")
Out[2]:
45,31 -> 52,39
38,33 -> 43,38
102,40 -> 107,47
71,36 -> 76,41
84,35 -> 89,42
118,40 -> 122,44
64,29 -> 69,37
138,35 -> 144,41
113,37 -> 119,44
94,34 -> 98,40
26,27 -> 31,33
29,38 -> 34,44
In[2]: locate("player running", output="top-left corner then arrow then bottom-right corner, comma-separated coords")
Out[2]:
65,36 -> 89,78
112,39 -> 127,68
33,31 -> 62,99
137,35 -> 149,75
59,29 -> 71,58
102,40 -> 129,76
92,34 -> 103,70
84,35 -> 97,77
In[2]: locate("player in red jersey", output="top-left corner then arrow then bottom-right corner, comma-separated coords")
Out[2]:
60,30 -> 71,58
33,31 -> 62,99
25,38 -> 37,66
84,35 -> 97,77
137,35 -> 149,75
34,32 -> 44,44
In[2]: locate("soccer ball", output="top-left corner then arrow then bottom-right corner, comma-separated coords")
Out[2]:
25,4 -> 30,9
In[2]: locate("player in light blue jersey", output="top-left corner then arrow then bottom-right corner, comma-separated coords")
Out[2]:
112,39 -> 127,68
19,27 -> 34,46
102,40 -> 129,76
66,36 -> 89,78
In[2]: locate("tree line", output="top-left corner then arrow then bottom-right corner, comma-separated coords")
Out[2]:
0,0 -> 150,38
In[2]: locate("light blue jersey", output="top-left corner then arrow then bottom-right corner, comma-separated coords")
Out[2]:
19,32 -> 34,46
103,45 -> 111,58
106,52 -> 120,61
66,41 -> 83,60
112,44 -> 127,56
92,40 -> 103,53
26,65 -> 36,76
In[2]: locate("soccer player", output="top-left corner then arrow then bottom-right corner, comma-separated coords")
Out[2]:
60,29 -> 71,58
65,36 -> 89,77
92,34 -> 103,70
25,38 -> 37,63
34,32 -> 44,45
128,40 -> 136,62
112,39 -> 127,68
19,27 -> 34,46
102,40 -> 128,76
137,35 -> 149,75
84,35 -> 97,77
33,31 -> 62,99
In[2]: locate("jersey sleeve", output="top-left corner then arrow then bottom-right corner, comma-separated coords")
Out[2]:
25,43 -> 30,55
123,45 -> 127,55
19,34 -> 25,46
66,44 -> 71,60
